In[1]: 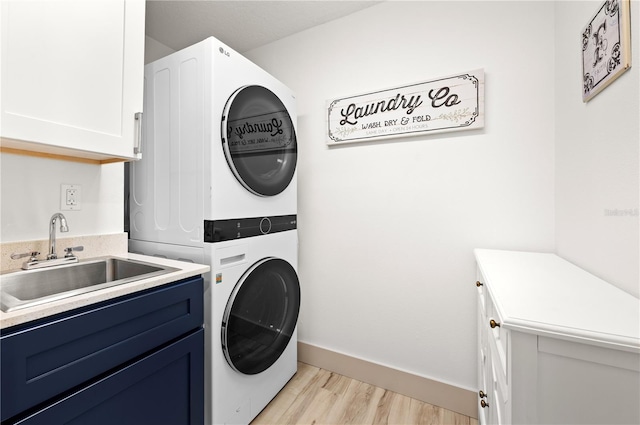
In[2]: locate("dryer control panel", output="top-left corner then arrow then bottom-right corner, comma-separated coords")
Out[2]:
204,215 -> 296,242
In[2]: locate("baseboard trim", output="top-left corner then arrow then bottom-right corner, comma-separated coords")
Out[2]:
297,341 -> 477,419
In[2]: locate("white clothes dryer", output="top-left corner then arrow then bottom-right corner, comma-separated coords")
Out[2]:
129,225 -> 300,425
129,36 -> 297,248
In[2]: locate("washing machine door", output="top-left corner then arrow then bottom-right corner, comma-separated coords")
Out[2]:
222,85 -> 297,196
222,257 -> 301,375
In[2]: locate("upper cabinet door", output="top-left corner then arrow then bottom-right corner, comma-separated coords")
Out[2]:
0,0 -> 145,162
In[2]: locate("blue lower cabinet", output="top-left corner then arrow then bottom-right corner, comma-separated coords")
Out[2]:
1,276 -> 204,425
15,328 -> 204,425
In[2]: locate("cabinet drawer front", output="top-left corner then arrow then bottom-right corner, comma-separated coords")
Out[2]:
477,270 -> 487,316
488,331 -> 509,400
1,276 -> 203,422
13,328 -> 204,425
491,362 -> 508,425
484,288 -> 508,379
478,268 -> 508,366
477,296 -> 490,391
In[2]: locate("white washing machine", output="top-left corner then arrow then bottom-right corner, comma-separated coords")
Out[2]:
128,36 -> 300,425
129,226 -> 300,425
129,36 -> 297,248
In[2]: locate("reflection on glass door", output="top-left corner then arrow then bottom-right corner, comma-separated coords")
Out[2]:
221,257 -> 300,374
222,86 -> 297,196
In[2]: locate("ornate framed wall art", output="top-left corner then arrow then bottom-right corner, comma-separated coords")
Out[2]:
582,0 -> 632,102
326,69 -> 484,145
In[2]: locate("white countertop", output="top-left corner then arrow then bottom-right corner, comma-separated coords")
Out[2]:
0,253 -> 209,329
475,249 -> 640,352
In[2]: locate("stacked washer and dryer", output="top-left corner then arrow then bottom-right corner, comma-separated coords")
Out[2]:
128,37 -> 300,425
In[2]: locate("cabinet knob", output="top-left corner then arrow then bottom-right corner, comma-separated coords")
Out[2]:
481,400 -> 489,408
489,319 -> 500,328
479,390 -> 487,398
476,281 -> 483,287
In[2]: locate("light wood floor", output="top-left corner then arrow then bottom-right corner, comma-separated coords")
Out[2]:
252,362 -> 479,425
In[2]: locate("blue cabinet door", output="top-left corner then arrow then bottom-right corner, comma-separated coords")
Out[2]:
13,328 -> 204,425
1,276 -> 204,421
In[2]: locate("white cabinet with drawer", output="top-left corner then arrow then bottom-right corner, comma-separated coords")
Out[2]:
0,0 -> 145,163
475,249 -> 640,425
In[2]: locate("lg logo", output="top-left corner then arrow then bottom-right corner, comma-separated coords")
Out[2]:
219,47 -> 230,57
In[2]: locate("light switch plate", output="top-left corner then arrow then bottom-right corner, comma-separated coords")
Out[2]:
61,184 -> 81,210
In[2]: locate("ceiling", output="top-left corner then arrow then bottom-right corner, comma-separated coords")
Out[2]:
145,1 -> 383,54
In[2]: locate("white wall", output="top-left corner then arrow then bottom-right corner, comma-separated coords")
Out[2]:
245,1 -> 556,390
555,0 -> 639,297
144,35 -> 174,64
0,154 -> 123,242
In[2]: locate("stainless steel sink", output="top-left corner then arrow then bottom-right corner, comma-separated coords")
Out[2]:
0,257 -> 179,312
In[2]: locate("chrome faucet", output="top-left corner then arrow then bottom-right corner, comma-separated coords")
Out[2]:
48,213 -> 69,259
9,213 -> 81,270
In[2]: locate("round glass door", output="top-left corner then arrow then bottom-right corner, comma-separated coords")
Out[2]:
221,85 -> 297,197
221,257 -> 301,375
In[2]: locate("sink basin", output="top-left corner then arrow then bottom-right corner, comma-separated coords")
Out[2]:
0,257 -> 179,312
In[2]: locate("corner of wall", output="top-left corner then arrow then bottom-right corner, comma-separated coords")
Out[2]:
145,36 -> 176,64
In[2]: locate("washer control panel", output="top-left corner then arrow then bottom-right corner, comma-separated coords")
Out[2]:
204,215 -> 296,242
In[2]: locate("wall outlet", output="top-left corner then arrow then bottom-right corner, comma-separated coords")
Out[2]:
61,184 -> 81,210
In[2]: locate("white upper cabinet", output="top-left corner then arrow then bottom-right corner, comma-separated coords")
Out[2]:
0,0 -> 145,162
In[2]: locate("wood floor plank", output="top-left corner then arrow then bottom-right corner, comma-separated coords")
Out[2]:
371,389 -> 394,425
417,402 -> 445,425
322,371 -> 351,396
283,368 -> 334,424
408,398 -> 427,424
251,362 -> 477,425
253,366 -> 318,424
386,391 -> 413,425
342,381 -> 371,423
351,384 -> 386,425
294,385 -> 340,424
325,379 -> 366,424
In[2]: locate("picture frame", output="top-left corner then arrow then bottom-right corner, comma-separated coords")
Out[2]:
582,0 -> 632,102
326,69 -> 484,146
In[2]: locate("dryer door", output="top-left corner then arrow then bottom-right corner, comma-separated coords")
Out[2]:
222,257 -> 301,375
221,85 -> 297,197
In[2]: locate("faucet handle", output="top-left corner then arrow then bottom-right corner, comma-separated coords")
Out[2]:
11,251 -> 40,261
64,246 -> 84,257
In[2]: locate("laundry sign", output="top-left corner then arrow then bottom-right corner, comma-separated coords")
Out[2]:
327,69 -> 484,145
